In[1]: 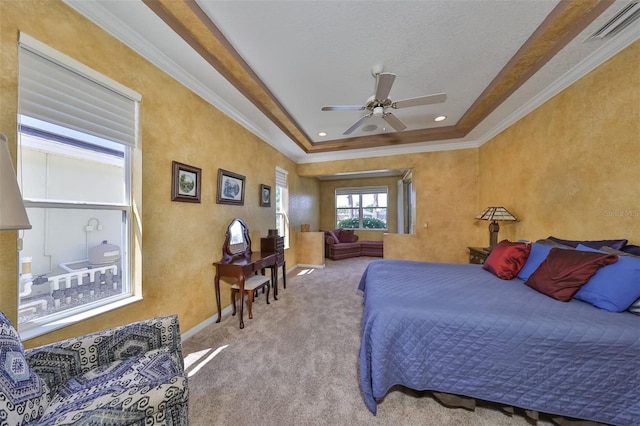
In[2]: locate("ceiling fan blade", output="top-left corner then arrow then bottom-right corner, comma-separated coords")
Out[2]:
343,114 -> 371,135
392,93 -> 447,109
382,113 -> 407,132
375,72 -> 396,101
321,105 -> 365,111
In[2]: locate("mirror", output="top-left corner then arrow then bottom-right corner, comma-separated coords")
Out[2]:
223,218 -> 251,257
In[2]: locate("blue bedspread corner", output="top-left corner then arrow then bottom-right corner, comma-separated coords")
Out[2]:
358,341 -> 377,415
357,259 -> 382,292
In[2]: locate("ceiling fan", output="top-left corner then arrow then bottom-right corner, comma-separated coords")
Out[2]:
321,66 -> 447,135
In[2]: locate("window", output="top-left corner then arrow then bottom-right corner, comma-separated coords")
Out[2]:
336,186 -> 388,229
16,34 -> 141,339
275,167 -> 289,248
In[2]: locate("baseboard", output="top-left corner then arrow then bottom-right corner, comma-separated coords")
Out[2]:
181,304 -> 233,342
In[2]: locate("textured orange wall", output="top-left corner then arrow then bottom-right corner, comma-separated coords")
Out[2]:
478,40 -> 640,246
0,1 -> 319,346
318,176 -> 399,241
299,149 -> 479,263
288,175 -> 320,249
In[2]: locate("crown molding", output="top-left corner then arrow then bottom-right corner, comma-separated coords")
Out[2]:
294,140 -> 479,164
63,0 -> 639,165
475,24 -> 640,147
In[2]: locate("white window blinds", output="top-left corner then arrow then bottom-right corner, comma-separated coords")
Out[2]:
336,186 -> 387,196
18,33 -> 140,147
276,167 -> 288,188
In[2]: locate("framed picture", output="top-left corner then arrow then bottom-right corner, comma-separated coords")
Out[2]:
217,168 -> 245,205
260,184 -> 271,207
171,161 -> 201,203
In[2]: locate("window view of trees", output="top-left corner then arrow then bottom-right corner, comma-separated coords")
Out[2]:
276,186 -> 286,238
336,189 -> 387,229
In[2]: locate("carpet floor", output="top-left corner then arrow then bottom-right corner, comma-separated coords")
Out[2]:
183,256 -> 555,426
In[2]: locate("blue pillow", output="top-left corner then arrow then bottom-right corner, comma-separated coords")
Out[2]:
517,242 -> 556,281
573,244 -> 640,312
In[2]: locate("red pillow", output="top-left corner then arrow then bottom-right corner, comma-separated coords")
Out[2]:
483,240 -> 532,280
338,229 -> 356,243
525,248 -> 618,302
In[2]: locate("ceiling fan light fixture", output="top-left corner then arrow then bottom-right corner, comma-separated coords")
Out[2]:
434,115 -> 447,122
322,68 -> 446,135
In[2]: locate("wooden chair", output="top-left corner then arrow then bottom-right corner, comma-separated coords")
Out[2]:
231,274 -> 270,319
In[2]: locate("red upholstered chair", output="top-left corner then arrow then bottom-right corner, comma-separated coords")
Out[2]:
323,229 -> 361,260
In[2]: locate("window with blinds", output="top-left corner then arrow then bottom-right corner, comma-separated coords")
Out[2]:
16,33 -> 141,339
335,186 -> 388,229
275,167 -> 289,248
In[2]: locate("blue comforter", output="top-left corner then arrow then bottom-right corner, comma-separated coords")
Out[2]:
358,260 -> 640,425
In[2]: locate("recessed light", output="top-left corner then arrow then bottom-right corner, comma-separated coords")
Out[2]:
434,115 -> 447,122
318,132 -> 327,137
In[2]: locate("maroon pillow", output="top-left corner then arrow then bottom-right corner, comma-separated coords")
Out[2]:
323,230 -> 340,244
525,248 -> 618,302
339,229 -> 356,243
483,240 -> 531,280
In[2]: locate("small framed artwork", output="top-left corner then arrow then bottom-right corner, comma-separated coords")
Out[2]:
171,161 -> 201,203
260,184 -> 271,207
217,168 -> 245,205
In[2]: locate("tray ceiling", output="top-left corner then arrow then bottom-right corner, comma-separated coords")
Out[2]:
64,0 -> 639,163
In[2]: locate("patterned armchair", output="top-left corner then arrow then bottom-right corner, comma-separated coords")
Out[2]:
0,312 -> 188,425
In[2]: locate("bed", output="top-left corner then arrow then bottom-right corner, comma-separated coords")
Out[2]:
358,259 -> 640,425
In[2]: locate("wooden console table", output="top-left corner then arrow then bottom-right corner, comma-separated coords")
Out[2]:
213,251 -> 277,329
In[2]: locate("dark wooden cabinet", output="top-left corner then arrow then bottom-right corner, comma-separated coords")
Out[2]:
261,236 -> 286,289
468,247 -> 490,265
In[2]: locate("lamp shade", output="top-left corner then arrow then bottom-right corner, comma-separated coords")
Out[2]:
0,133 -> 31,230
475,207 -> 517,222
476,207 -> 517,249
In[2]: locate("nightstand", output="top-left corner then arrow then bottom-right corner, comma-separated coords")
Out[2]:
468,247 -> 490,265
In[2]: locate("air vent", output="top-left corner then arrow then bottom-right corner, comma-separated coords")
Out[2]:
585,1 -> 640,41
